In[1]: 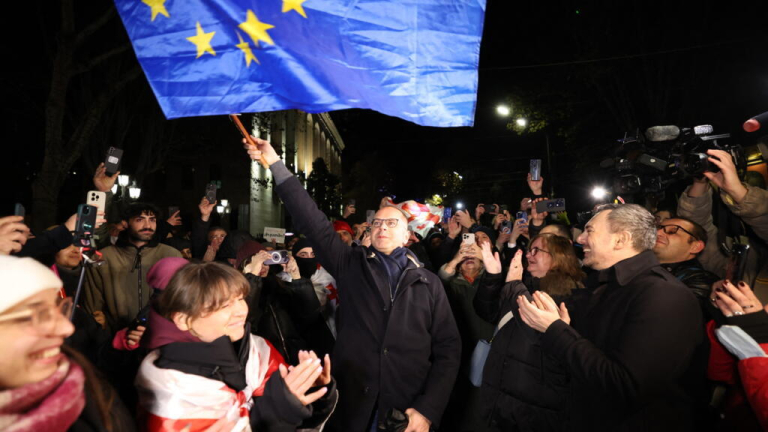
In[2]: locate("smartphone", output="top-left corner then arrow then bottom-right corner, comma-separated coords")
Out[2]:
530,159 -> 542,181
205,183 -> 217,204
536,198 -> 566,214
500,220 -> 512,234
366,210 -> 376,225
263,250 -> 290,265
515,211 -> 528,223
482,204 -> 494,213
14,203 -> 25,217
725,244 -> 750,283
73,204 -> 98,248
462,233 -> 475,245
128,312 -> 148,332
168,206 -> 180,218
86,191 -> 106,217
500,205 -> 508,213
443,207 -> 452,222
104,147 -> 124,177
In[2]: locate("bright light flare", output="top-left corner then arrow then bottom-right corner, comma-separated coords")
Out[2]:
591,186 -> 608,200
496,105 -> 511,116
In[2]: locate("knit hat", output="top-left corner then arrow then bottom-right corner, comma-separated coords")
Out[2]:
0,256 -> 63,315
291,238 -> 312,256
471,225 -> 497,244
146,257 -> 189,291
333,220 -> 354,236
236,240 -> 266,269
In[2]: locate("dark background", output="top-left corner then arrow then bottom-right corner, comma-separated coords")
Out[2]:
4,0 -> 768,229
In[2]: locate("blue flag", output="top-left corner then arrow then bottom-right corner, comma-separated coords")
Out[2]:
114,0 -> 486,127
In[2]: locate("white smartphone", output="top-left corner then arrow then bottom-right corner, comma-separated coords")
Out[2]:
87,191 -> 107,216
462,233 -> 475,245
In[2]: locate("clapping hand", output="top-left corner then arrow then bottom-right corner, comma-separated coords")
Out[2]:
517,290 -> 570,332
279,352 -> 330,406
480,241 -> 502,274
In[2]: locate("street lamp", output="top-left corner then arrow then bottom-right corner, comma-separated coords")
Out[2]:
128,182 -> 141,200
516,118 -> 528,128
111,184 -> 118,194
220,199 -> 229,208
118,175 -> 130,187
496,105 -> 511,117
216,205 -> 225,214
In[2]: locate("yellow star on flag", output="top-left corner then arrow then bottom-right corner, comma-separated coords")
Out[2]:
236,32 -> 259,67
142,0 -> 170,21
186,22 -> 216,58
282,0 -> 308,18
239,10 -> 275,46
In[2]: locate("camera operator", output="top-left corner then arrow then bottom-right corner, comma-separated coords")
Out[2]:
677,149 -> 768,303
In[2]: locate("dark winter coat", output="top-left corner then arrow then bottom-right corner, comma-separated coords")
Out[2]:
541,250 -> 703,431
245,273 -> 326,364
273,162 -> 461,431
474,272 -> 589,432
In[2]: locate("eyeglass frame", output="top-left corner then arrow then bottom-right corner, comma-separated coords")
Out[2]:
657,224 -> 699,241
371,218 -> 400,229
526,246 -> 551,257
0,296 -> 73,333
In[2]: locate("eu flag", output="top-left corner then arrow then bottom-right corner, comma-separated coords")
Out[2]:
114,0 -> 486,127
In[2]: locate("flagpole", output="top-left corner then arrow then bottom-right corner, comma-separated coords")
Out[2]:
230,114 -> 270,168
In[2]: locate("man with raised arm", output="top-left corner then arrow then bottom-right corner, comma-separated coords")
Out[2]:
244,137 -> 460,432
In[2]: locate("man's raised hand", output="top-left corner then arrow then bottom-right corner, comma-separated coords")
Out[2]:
243,136 -> 280,166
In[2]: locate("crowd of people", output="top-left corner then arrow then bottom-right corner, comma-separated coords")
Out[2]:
1,138 -> 767,432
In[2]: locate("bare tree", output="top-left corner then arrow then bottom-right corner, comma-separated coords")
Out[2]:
30,0 -> 140,231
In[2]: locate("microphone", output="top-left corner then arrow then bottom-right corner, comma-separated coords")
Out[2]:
645,125 -> 680,142
743,111 -> 768,133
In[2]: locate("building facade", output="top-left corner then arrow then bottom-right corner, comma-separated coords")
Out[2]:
248,110 -> 345,235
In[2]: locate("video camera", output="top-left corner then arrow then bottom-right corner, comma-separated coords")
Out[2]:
604,124 -> 747,197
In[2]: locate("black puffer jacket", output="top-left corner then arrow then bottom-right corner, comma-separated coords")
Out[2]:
473,272 -> 589,432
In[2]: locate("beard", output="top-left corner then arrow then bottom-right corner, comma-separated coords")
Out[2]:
128,228 -> 155,242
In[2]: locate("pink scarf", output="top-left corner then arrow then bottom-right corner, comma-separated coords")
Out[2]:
0,357 -> 86,432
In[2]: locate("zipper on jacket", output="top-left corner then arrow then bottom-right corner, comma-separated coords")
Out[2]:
269,304 -> 291,363
390,267 -> 414,304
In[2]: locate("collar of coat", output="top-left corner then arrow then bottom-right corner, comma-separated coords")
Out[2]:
366,247 -> 423,269
598,250 -> 661,287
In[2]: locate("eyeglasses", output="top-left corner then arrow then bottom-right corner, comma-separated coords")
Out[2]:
0,297 -> 73,333
371,218 -> 400,229
526,247 -> 551,257
657,224 -> 698,241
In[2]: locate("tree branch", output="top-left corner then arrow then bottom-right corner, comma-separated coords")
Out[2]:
72,45 -> 131,75
63,67 -> 142,168
75,6 -> 116,47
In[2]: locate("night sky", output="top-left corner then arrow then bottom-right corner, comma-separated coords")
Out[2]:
4,0 -> 768,221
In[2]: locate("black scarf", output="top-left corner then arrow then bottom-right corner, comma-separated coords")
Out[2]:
376,247 -> 411,297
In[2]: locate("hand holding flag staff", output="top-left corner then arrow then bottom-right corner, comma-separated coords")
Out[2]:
116,0 -> 486,127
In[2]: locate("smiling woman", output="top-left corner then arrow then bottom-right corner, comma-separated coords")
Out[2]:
0,256 -> 132,431
135,261 -> 338,431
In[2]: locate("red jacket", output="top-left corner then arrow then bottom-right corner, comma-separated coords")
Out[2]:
707,320 -> 768,430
